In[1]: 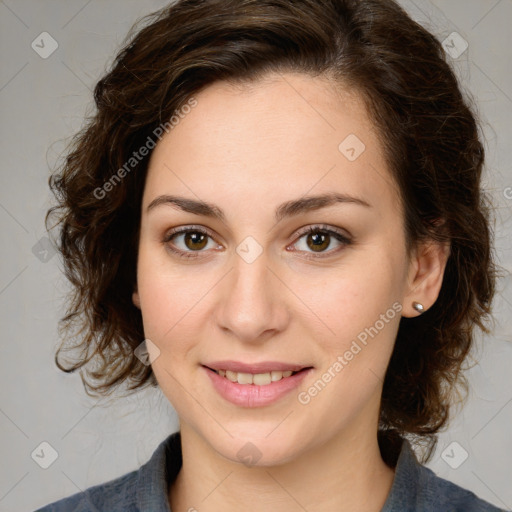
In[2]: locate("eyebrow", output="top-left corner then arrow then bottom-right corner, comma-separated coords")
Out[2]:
146,192 -> 372,223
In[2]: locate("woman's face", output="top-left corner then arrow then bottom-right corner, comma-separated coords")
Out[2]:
133,72 -> 419,465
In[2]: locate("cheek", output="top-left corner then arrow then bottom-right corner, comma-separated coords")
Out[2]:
136,247 -> 206,347
292,252 -> 402,343
292,256 -> 403,412
137,261 -> 206,406
293,273 -> 400,416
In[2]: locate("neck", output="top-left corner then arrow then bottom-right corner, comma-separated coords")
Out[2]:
169,422 -> 396,512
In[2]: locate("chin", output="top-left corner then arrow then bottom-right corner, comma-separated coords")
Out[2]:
205,426 -> 309,468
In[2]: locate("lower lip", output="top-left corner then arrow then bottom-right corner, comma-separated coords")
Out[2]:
203,366 -> 313,407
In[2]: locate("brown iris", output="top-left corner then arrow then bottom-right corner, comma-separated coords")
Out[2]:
184,231 -> 208,251
306,231 -> 330,252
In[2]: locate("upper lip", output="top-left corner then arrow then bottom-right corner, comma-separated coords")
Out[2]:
204,360 -> 311,373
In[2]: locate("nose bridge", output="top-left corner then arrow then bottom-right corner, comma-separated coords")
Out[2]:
232,249 -> 271,303
231,233 -> 272,298
216,243 -> 287,341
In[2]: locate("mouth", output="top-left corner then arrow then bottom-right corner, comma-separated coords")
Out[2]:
202,363 -> 314,407
204,366 -> 307,386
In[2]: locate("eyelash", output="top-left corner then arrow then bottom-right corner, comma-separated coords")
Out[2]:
162,224 -> 352,260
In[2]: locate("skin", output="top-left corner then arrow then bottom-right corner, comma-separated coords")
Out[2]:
132,72 -> 450,512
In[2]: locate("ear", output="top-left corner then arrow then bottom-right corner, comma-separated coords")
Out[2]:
132,290 -> 141,309
402,237 -> 451,318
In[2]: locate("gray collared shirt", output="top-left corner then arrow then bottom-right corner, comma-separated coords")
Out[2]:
35,431 -> 507,511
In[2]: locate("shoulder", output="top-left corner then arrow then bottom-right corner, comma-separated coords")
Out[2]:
34,469 -> 139,512
33,431 -> 181,512
383,439 -> 507,512
415,463 -> 506,511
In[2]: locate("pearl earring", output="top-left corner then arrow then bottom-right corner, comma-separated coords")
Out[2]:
412,301 -> 425,314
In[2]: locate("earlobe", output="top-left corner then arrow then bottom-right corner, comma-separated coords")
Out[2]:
402,239 -> 451,318
132,291 -> 141,309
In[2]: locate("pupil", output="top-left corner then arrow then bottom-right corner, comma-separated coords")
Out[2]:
186,232 -> 207,250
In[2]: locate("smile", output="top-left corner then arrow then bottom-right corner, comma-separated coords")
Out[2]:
203,364 -> 313,407
211,369 -> 299,385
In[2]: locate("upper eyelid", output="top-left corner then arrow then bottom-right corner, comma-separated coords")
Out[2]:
164,225 -> 219,243
292,224 -> 351,239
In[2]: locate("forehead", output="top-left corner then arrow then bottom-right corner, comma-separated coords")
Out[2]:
144,72 -> 399,218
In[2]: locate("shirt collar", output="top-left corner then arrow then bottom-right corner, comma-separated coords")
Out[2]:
135,431 -> 419,511
136,431 -> 182,511
381,438 -> 422,511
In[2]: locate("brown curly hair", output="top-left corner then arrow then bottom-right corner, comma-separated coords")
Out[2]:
46,0 -> 499,461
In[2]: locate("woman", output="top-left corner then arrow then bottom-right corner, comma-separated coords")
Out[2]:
37,0 -> 506,510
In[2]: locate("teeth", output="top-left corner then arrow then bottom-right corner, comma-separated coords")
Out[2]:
216,369 -> 295,385
272,370 -> 292,381
226,370 -> 238,382
237,372 -> 253,385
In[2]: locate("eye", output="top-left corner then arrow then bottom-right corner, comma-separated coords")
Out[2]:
162,224 -> 352,260
162,226 -> 221,259
289,225 -> 352,258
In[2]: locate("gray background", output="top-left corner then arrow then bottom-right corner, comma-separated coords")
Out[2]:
0,0 -> 511,510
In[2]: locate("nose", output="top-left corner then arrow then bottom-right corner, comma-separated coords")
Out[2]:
214,249 -> 290,344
